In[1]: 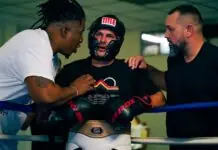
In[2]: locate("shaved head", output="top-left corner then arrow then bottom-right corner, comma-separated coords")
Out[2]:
177,13 -> 203,32
168,4 -> 203,32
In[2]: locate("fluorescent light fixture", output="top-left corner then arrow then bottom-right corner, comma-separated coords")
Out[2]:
141,33 -> 163,43
141,33 -> 170,54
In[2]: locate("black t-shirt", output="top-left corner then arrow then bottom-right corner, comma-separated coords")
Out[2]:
55,57 -> 160,119
166,42 -> 218,137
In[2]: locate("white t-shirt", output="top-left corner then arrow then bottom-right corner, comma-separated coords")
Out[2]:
0,29 -> 59,104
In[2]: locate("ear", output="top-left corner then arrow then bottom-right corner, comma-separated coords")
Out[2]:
60,25 -> 68,39
185,24 -> 194,38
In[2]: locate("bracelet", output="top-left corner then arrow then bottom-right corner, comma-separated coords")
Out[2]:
69,86 -> 79,96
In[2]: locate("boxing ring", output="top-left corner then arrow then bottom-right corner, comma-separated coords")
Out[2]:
1,101 -> 218,145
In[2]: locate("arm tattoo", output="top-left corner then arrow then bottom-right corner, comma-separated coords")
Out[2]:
34,76 -> 52,88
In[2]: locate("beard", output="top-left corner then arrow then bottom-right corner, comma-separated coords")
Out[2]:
168,40 -> 186,57
63,49 -> 77,59
65,55 -> 70,59
62,51 -> 71,59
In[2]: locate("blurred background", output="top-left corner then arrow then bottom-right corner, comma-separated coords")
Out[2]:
0,0 -> 218,150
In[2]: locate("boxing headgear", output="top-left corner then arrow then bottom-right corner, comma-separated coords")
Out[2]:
88,14 -> 126,61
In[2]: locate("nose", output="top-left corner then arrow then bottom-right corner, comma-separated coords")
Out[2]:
99,35 -> 107,43
164,30 -> 169,39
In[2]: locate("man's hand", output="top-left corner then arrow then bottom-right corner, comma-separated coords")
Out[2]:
125,56 -> 147,70
70,74 -> 96,96
21,112 -> 36,130
125,56 -> 167,90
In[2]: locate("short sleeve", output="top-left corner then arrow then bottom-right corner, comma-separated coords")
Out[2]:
13,37 -> 54,82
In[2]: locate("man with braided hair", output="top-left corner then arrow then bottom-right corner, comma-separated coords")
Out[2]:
0,0 -> 95,149
54,14 -> 166,150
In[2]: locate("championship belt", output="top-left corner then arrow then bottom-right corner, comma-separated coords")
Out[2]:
70,120 -> 130,138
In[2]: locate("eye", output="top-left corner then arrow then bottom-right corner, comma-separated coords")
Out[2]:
168,27 -> 174,32
107,34 -> 116,39
95,32 -> 102,37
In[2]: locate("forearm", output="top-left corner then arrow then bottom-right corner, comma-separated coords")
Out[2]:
26,76 -> 78,104
147,65 -> 166,91
40,84 -> 78,104
48,91 -> 75,108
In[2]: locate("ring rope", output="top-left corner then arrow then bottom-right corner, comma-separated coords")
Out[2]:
1,134 -> 218,145
1,101 -> 218,113
1,101 -> 218,145
149,101 -> 218,113
0,134 -> 63,142
0,102 -> 32,113
132,137 -> 218,145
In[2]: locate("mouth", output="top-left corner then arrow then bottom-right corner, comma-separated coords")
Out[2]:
98,46 -> 106,52
168,41 -> 174,47
98,48 -> 105,52
96,47 -> 107,57
71,44 -> 81,53
167,40 -> 172,44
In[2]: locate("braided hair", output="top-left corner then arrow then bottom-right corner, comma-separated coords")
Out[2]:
31,0 -> 85,29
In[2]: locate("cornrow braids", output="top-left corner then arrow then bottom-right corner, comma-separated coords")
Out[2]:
31,0 -> 85,29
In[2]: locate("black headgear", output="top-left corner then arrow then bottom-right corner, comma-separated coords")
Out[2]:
88,14 -> 125,61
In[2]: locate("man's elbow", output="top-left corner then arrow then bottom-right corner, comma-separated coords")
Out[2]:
150,91 -> 166,108
25,76 -> 60,104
